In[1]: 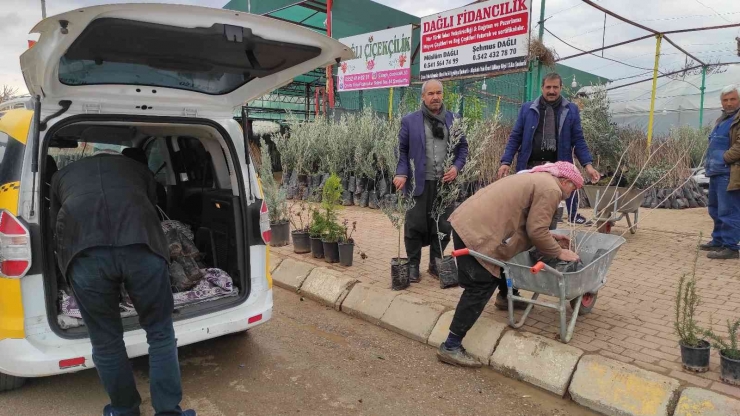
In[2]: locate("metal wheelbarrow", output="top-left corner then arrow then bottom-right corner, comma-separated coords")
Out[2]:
582,185 -> 645,234
451,230 -> 626,343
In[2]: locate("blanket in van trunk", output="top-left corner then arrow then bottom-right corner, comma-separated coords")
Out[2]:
58,268 -> 238,329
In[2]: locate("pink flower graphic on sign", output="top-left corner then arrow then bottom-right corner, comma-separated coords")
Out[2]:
341,62 -> 348,73
366,60 -> 375,71
368,36 -> 374,43
399,54 -> 407,67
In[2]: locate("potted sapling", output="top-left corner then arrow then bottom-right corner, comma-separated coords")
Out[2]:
675,273 -> 710,372
338,219 -> 366,267
430,121 -> 465,288
675,235 -> 710,372
289,200 -> 311,254
704,319 -> 740,386
309,208 -> 326,259
260,146 -> 290,247
320,174 -> 343,264
381,166 -> 416,291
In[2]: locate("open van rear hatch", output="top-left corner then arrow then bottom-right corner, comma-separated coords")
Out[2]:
21,3 -> 353,115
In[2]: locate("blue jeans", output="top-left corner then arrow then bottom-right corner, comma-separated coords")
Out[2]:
68,245 -> 183,416
708,175 -> 740,251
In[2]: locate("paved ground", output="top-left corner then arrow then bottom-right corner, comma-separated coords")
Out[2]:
275,203 -> 740,398
0,288 -> 594,416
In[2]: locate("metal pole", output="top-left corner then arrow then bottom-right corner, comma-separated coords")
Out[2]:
646,34 -> 663,149
534,0 -> 546,101
41,0 -> 46,18
388,88 -> 394,118
326,0 -> 335,109
358,90 -> 364,112
699,65 -> 707,128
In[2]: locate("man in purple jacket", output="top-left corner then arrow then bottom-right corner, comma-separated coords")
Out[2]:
393,79 -> 468,282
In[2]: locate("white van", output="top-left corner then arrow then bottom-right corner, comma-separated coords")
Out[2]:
0,3 -> 351,391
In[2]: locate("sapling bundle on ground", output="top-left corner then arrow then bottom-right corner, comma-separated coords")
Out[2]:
381,164 -> 416,291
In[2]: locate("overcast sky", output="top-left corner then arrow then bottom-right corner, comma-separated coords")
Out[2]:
2,0 -> 738,96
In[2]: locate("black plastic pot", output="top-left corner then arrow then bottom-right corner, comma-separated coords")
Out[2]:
720,350 -> 740,386
339,241 -> 354,267
311,173 -> 323,188
310,236 -> 324,259
359,191 -> 370,208
436,256 -> 458,289
368,190 -> 380,209
298,174 -> 309,186
322,240 -> 340,263
348,176 -> 357,193
292,231 -> 311,254
341,190 -> 354,206
680,340 -> 710,373
356,177 -> 367,195
269,221 -> 290,247
391,257 -> 410,291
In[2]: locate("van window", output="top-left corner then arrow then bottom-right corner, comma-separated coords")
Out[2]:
49,143 -> 127,170
144,139 -> 168,185
0,132 -> 25,184
174,137 -> 214,188
58,18 -> 322,95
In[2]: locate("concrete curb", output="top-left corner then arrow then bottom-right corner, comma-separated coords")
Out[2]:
674,387 -> 740,416
428,311 -> 506,365
273,256 -> 740,416
570,355 -> 681,416
272,258 -> 315,292
269,253 -> 284,274
491,331 -> 583,397
341,283 -> 401,325
299,267 -> 357,310
379,294 -> 446,343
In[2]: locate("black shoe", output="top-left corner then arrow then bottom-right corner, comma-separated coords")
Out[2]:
409,265 -> 421,283
494,291 -> 527,310
699,242 -> 723,252
707,248 -> 740,260
428,259 -> 439,279
569,214 -> 593,226
436,343 -> 482,368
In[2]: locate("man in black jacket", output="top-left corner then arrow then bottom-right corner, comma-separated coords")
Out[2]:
50,153 -> 195,416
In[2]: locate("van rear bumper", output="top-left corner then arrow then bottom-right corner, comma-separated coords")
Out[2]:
0,289 -> 272,378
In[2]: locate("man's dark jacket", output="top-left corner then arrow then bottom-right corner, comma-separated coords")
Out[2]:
50,154 -> 169,276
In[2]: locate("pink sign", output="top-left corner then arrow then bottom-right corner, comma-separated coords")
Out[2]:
340,68 -> 411,92
337,25 -> 413,92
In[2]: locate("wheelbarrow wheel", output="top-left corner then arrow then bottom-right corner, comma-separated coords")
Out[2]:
596,221 -> 612,234
570,292 -> 598,316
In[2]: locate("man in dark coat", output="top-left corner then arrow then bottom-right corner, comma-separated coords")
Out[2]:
498,73 -> 601,224
393,79 -> 468,283
50,153 -> 195,416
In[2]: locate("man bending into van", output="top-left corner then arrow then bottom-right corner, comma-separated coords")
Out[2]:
50,153 -> 195,416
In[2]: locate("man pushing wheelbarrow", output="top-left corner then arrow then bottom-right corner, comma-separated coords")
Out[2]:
438,162 -> 584,368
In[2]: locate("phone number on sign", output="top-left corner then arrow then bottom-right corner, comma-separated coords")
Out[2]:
423,58 -> 460,69
473,48 -> 517,61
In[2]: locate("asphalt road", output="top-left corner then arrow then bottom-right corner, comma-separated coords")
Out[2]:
0,287 -> 596,416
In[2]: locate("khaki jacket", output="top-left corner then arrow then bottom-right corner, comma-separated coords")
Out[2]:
724,110 -> 740,191
449,172 -> 563,277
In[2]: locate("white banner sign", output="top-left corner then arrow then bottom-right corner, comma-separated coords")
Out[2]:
420,0 -> 531,80
337,25 -> 413,92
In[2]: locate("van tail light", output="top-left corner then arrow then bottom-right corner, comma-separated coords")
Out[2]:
0,210 -> 32,278
259,200 -> 271,244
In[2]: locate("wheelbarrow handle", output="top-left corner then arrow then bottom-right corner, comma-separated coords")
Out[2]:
530,261 -> 564,278
452,248 -> 470,257
531,262 -> 546,274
